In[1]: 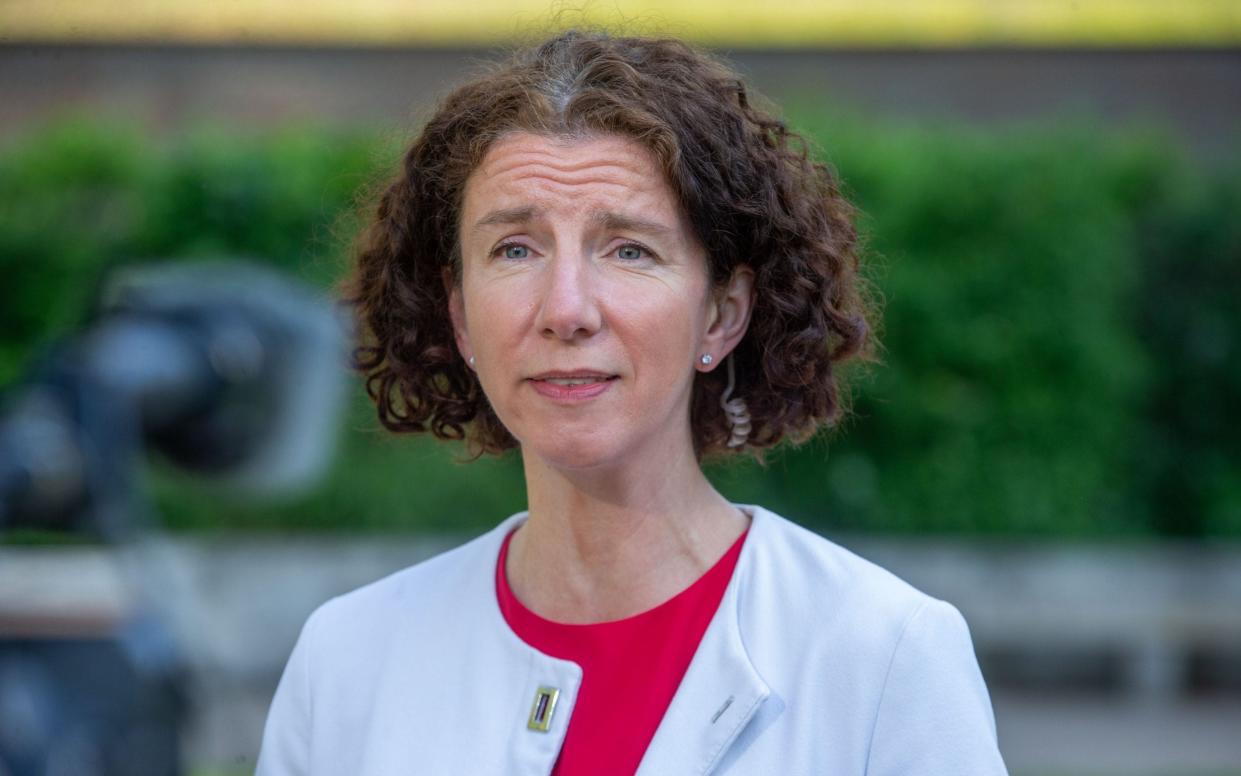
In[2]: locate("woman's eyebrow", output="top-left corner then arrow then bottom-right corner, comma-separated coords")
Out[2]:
471,205 -> 541,233
593,211 -> 673,238
471,207 -> 673,239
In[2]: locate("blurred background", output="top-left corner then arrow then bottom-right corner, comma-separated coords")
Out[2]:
0,1 -> 1239,774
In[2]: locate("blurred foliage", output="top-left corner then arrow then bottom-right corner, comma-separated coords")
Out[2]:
1129,154 -> 1241,537
0,116 -> 1236,538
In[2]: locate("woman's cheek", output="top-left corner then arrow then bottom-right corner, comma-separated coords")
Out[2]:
469,278 -> 529,343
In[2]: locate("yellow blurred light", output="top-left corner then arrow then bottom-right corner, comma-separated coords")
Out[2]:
1,0 -> 1238,46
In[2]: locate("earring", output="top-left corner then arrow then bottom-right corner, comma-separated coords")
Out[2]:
700,354 -> 714,366
468,356 -> 476,366
720,354 -> 751,448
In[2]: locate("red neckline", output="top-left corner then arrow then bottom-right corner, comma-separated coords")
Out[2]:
496,526 -> 749,631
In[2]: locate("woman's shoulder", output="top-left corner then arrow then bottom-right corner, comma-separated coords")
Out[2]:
747,504 -> 933,598
742,504 -> 955,644
304,512 -> 524,637
739,505 -> 1004,772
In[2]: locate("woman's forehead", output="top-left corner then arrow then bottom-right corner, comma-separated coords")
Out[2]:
462,132 -> 686,229
468,134 -> 667,195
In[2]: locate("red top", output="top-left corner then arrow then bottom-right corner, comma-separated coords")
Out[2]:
496,526 -> 748,776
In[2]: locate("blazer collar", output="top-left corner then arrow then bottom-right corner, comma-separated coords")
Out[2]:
477,505 -> 775,776
637,504 -> 773,775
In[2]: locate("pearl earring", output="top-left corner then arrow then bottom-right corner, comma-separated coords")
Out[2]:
700,354 -> 714,366
468,356 -> 476,366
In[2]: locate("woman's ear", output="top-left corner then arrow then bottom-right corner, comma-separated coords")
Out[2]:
699,264 -> 756,370
443,266 -> 472,366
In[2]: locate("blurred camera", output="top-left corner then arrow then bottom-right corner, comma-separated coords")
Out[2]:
0,261 -> 347,776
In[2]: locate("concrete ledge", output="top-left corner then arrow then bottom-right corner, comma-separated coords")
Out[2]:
4,532 -> 1239,693
4,532 -> 1241,772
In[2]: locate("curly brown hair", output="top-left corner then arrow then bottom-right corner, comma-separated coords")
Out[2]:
345,29 -> 876,459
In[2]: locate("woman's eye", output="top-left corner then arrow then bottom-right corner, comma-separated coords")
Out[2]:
616,244 -> 647,261
500,244 -> 529,260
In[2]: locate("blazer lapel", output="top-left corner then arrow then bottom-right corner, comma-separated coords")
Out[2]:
636,510 -> 774,775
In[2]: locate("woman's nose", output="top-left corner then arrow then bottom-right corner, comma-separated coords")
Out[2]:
534,253 -> 602,341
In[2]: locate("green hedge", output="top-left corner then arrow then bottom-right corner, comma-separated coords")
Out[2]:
0,116 -> 1236,538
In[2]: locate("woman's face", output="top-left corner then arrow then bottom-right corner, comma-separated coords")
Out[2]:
451,132 -> 738,470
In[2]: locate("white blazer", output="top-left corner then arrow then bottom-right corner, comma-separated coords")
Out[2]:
256,504 -> 1008,775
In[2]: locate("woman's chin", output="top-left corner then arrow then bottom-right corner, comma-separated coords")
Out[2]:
519,435 -> 629,473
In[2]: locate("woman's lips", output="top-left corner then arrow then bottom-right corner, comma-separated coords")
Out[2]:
528,376 -> 617,401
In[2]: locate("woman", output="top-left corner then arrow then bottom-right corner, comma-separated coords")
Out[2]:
257,29 -> 1008,775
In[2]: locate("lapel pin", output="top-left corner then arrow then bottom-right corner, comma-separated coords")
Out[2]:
527,686 -> 560,732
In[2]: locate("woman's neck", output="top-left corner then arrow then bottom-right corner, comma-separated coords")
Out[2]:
506,448 -> 749,624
